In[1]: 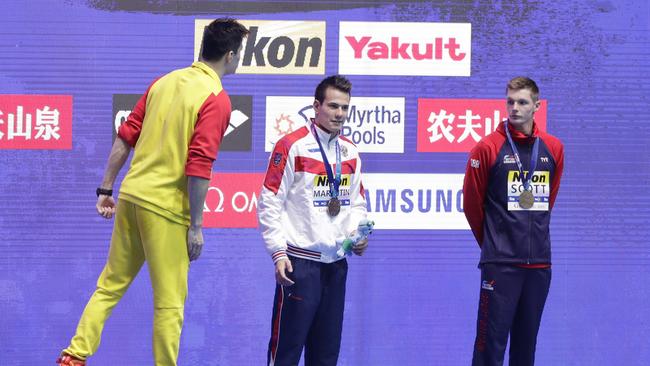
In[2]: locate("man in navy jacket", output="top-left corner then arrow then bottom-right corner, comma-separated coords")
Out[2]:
463,77 -> 564,366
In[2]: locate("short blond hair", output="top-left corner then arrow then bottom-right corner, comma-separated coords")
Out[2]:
507,77 -> 539,101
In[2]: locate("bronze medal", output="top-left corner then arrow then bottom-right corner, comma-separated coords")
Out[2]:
327,197 -> 341,216
519,190 -> 535,209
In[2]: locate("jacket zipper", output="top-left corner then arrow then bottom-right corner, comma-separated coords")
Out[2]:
526,141 -> 532,264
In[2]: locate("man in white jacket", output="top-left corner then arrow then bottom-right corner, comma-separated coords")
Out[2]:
258,75 -> 369,366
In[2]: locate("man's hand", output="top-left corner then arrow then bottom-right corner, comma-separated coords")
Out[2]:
187,225 -> 204,261
96,195 -> 116,219
275,258 -> 295,286
352,237 -> 368,256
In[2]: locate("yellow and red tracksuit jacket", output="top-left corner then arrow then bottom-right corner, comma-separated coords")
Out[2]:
117,61 -> 231,225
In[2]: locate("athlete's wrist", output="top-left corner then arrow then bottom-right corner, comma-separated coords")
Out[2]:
96,187 -> 113,197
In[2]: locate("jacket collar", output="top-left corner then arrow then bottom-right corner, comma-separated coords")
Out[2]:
191,61 -> 221,83
499,119 -> 540,143
310,118 -> 339,146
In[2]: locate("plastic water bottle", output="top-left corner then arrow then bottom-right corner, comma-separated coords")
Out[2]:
337,219 -> 374,257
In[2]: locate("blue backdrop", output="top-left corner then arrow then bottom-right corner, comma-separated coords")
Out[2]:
0,0 -> 648,365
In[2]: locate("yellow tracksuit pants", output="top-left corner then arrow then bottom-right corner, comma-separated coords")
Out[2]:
63,200 -> 189,366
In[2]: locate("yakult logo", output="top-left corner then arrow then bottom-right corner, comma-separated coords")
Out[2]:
345,36 -> 465,61
339,21 -> 471,76
195,20 -> 325,75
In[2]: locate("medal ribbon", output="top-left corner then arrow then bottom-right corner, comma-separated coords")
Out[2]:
310,123 -> 341,199
504,120 -> 539,191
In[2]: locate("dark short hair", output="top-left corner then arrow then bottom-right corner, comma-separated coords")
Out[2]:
200,18 -> 249,62
507,76 -> 539,101
314,75 -> 352,103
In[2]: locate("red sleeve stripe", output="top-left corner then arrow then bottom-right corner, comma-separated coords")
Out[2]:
539,132 -> 564,209
186,91 -> 231,179
295,157 -> 357,175
462,134 -> 502,246
272,251 -> 287,261
262,127 -> 309,194
117,78 -> 159,146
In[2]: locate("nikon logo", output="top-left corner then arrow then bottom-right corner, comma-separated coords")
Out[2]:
243,26 -> 322,68
315,175 -> 351,187
194,20 -> 325,75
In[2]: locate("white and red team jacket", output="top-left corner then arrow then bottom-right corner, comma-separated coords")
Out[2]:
258,123 -> 368,264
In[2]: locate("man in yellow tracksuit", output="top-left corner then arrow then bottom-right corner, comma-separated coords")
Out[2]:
56,18 -> 248,366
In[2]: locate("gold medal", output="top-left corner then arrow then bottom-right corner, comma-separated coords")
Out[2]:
519,190 -> 535,209
327,197 -> 341,216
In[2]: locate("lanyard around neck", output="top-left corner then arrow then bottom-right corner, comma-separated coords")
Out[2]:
310,123 -> 341,198
504,120 -> 539,190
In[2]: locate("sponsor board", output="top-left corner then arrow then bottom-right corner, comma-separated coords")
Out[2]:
112,94 -> 253,151
201,173 -> 468,230
265,96 -> 405,153
195,19 -> 325,75
112,94 -> 140,142
363,173 -> 469,230
203,172 -> 264,228
0,94 -> 73,149
417,99 -> 548,152
339,21 -> 471,76
221,95 -> 253,151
